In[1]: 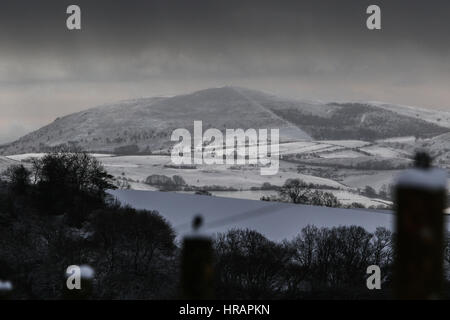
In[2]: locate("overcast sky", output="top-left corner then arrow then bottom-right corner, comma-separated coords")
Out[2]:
1,0 -> 450,143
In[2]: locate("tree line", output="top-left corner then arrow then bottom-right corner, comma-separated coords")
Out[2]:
1,151 -> 449,299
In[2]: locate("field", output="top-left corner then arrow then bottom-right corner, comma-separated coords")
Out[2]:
108,189 -> 395,241
6,131 -> 450,211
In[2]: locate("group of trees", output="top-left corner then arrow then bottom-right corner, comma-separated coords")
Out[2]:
279,179 -> 341,207
362,184 -> 393,201
261,178 -> 341,208
145,174 -> 187,191
3,150 -> 116,225
214,226 -> 393,299
0,151 -> 177,299
261,179 -> 395,209
1,151 -> 448,299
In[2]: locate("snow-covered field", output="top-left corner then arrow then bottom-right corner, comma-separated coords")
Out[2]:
341,170 -> 403,191
5,153 -> 113,161
318,150 -> 362,159
108,189 -> 396,241
108,188 -> 450,242
320,140 -> 371,148
278,141 -> 342,155
100,154 -> 348,190
0,147 -> 409,209
5,132 -> 448,210
211,189 -> 391,207
359,145 -> 409,158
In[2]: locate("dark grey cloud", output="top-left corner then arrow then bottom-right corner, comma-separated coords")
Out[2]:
2,0 -> 450,81
1,0 -> 450,143
2,1 -> 449,49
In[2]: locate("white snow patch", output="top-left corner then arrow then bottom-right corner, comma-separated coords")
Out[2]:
0,280 -> 13,291
320,140 -> 371,148
6,153 -> 113,161
360,146 -> 406,158
6,153 -> 45,161
318,150 -> 362,159
80,265 -> 95,279
377,136 -> 416,144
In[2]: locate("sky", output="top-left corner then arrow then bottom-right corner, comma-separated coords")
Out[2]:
1,0 -> 450,143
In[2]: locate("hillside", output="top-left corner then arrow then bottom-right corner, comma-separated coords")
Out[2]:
267,102 -> 450,141
419,132 -> 450,167
0,156 -> 18,174
1,87 -> 449,155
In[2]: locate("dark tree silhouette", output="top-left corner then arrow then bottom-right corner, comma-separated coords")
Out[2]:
3,164 -> 31,195
90,205 -> 177,299
31,151 -> 116,224
278,178 -> 341,207
279,179 -> 310,203
214,229 -> 293,299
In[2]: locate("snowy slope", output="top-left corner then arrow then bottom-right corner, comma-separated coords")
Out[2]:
108,189 -> 396,241
108,190 -> 450,242
0,87 -> 311,155
0,156 -> 18,174
367,101 -> 450,129
2,87 -> 449,155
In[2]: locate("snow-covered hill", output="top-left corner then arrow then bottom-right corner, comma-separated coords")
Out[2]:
1,87 -> 449,155
366,101 -> 450,129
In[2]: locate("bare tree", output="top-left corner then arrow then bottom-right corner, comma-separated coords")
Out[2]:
279,179 -> 311,203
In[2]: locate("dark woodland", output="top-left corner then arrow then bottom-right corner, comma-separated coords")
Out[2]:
1,152 -> 449,299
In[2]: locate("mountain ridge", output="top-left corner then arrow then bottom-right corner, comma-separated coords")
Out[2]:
1,86 -> 449,155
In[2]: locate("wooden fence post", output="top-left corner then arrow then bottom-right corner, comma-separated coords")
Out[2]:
180,215 -> 214,299
394,152 -> 447,299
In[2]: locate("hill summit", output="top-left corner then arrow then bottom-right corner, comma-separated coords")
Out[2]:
1,87 -> 449,155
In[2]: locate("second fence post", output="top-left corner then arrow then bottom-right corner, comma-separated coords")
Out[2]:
394,152 -> 447,299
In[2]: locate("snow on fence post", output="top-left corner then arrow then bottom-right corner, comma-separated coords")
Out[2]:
180,215 -> 214,299
0,280 -> 13,300
394,152 -> 447,299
